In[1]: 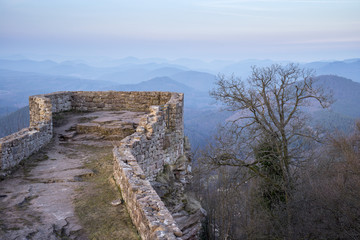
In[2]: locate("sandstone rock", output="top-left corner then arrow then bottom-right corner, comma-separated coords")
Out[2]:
111,199 -> 124,206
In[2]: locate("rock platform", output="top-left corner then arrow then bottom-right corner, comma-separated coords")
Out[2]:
0,111 -> 141,239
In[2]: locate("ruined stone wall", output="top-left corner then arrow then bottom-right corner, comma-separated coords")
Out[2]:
0,124 -> 51,171
113,145 -> 182,240
0,90 -> 187,239
1,92 -> 72,173
129,94 -> 185,181
29,95 -> 53,128
112,94 -> 186,239
113,102 -> 185,239
0,95 -> 53,172
71,91 -> 172,112
41,92 -> 73,113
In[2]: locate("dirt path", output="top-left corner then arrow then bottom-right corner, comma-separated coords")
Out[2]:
0,111 -> 142,240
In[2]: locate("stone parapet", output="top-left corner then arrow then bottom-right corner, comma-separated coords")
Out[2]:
71,91 -> 172,112
0,124 -> 52,172
42,91 -> 73,113
163,92 -> 184,132
29,95 -> 53,128
112,96 -> 186,239
130,104 -> 184,181
114,146 -> 182,240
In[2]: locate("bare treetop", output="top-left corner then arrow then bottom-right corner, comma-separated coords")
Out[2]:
211,63 -> 332,146
207,64 -> 334,234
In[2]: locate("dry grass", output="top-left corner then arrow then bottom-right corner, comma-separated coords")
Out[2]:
73,145 -> 140,240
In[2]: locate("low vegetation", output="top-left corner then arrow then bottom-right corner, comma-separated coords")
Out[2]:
72,144 -> 140,240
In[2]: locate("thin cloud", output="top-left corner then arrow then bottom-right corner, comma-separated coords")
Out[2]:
196,1 -> 280,12
197,0 -> 359,8
286,38 -> 360,45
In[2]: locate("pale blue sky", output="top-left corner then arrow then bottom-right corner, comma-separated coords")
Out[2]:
0,0 -> 359,61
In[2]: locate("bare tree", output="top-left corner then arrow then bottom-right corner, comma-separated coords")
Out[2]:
206,63 -> 332,238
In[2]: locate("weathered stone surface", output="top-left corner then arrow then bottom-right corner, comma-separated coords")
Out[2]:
0,126 -> 52,173
152,154 -> 206,240
0,111 -> 140,239
75,111 -> 144,141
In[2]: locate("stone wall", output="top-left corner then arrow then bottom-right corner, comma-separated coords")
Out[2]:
113,102 -> 186,239
71,91 -> 172,112
41,92 -> 73,113
113,145 -> 182,240
112,94 -> 188,239
29,95 -> 53,128
129,102 -> 184,181
1,95 -> 53,172
1,92 -> 73,173
0,91 -> 188,240
0,125 -> 51,171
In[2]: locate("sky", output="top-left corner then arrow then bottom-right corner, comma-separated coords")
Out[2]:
0,0 -> 359,62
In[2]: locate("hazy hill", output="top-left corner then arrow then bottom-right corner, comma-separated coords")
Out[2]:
307,59 -> 360,83
0,69 -> 115,113
184,108 -> 232,148
0,58 -> 188,83
96,68 -> 154,84
0,106 -> 18,118
45,61 -> 106,79
111,77 -> 212,109
315,75 -> 360,118
170,71 -> 216,92
0,59 -> 58,72
0,106 -> 29,138
96,67 -> 185,84
149,67 -> 185,77
220,59 -> 280,79
113,77 -> 195,93
102,56 -> 178,67
1,57 -> 360,148
0,59 -> 110,79
219,59 -> 360,84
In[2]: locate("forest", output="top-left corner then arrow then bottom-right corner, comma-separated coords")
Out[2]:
191,64 -> 360,239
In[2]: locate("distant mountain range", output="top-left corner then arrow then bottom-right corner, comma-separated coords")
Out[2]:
1,57 -> 359,83
315,75 -> 360,118
218,59 -> 360,83
0,57 -> 359,147
0,58 -> 189,83
306,60 -> 360,83
0,57 -> 220,117
0,68 -> 115,115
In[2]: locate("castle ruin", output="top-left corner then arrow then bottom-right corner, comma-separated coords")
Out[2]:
0,91 -> 204,239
